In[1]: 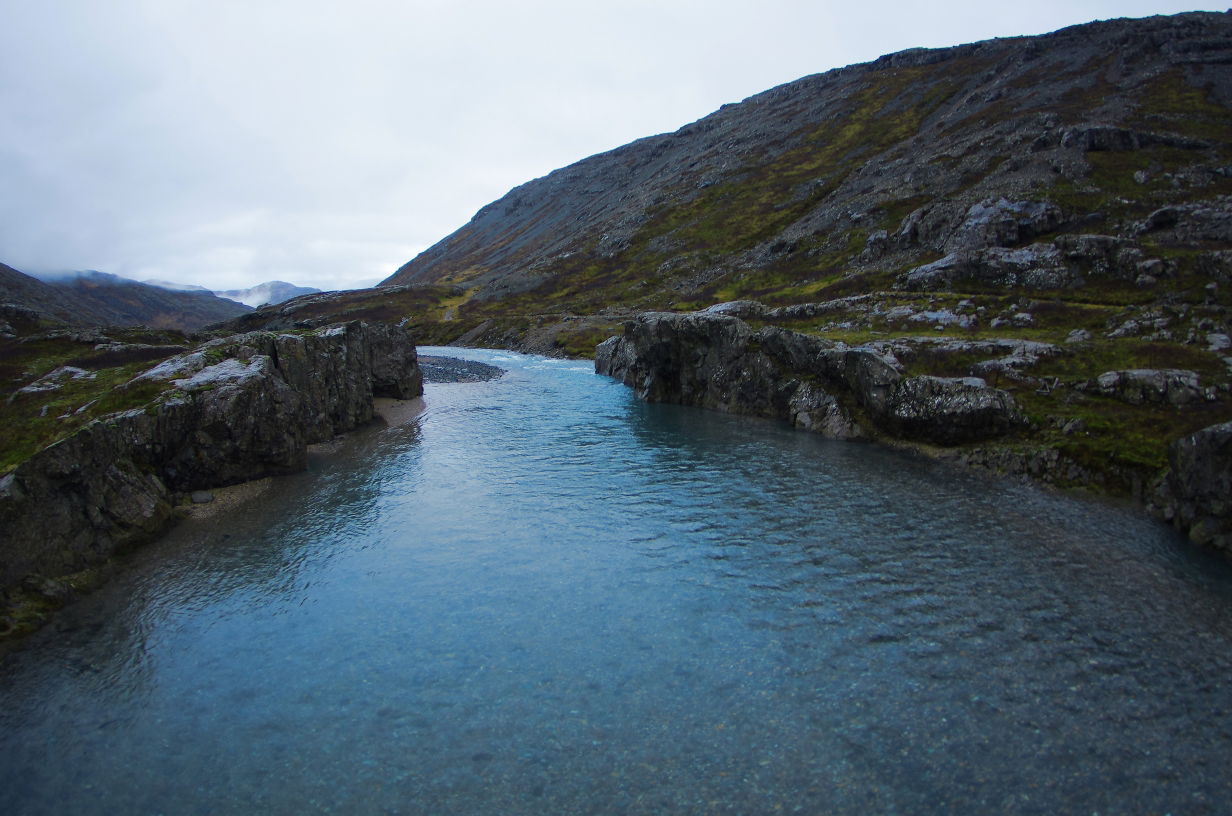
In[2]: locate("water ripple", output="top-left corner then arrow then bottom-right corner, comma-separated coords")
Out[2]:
2,348 -> 1231,815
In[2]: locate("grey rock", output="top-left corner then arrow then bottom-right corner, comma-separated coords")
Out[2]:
18,366 -> 96,394
1060,125 -> 1210,152
190,491 -> 214,504
597,310 -> 1025,447
1096,368 -> 1203,406
788,383 -> 865,439
0,321 -> 422,592
1161,421 -> 1232,551
886,375 -> 1027,445
1136,197 -> 1232,245
899,244 -> 1075,291
703,300 -> 769,319
944,198 -> 1063,252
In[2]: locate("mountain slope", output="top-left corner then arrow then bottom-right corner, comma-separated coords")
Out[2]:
384,12 -> 1232,319
0,263 -> 117,331
37,271 -> 251,331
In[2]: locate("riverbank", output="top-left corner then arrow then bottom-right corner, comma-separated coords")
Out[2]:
0,321 -> 423,644
6,345 -> 1230,814
593,309 -> 1232,555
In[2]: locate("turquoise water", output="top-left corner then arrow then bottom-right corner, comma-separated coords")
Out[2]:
2,348 -> 1231,814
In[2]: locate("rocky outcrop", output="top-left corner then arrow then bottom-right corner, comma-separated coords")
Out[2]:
1095,369 -> 1204,407
595,311 -> 1025,446
0,321 -> 421,591
1159,421 -> 1232,552
899,244 -> 1077,291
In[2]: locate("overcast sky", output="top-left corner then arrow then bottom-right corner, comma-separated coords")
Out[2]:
0,1 -> 1220,292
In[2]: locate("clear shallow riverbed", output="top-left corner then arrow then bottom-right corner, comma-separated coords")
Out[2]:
2,348 -> 1231,814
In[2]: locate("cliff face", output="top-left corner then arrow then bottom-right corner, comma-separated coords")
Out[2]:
0,321 -> 422,592
596,311 -> 1026,445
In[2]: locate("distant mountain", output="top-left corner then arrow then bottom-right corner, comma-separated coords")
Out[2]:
143,278 -> 320,307
142,278 -> 212,293
3,268 -> 252,331
0,263 -> 115,332
216,281 -> 320,308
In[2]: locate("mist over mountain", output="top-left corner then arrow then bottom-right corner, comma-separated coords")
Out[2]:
215,281 -> 321,308
2,267 -> 251,332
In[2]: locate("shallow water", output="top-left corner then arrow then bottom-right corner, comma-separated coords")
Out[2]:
2,348 -> 1231,814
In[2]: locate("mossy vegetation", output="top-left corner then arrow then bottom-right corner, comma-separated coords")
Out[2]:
0,327 -> 201,474
1132,68 -> 1232,143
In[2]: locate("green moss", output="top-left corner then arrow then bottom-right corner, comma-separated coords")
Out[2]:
553,323 -> 624,358
0,362 -> 174,475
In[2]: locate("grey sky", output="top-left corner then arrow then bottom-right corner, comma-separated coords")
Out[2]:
0,1 -> 1220,292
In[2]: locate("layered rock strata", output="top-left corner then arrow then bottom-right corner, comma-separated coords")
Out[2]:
0,321 -> 421,591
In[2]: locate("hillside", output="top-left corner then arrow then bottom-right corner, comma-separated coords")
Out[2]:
2,265 -> 251,333
0,263 -> 116,331
48,271 -> 252,331
225,12 -> 1232,539
375,11 -> 1228,335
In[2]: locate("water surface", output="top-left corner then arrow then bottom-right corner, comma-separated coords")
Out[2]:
2,348 -> 1231,814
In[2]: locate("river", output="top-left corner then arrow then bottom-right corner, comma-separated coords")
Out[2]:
2,348 -> 1231,814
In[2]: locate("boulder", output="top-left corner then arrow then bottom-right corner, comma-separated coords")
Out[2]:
898,245 -> 1076,291
1136,197 -> 1232,246
886,375 -> 1027,445
944,198 -> 1064,252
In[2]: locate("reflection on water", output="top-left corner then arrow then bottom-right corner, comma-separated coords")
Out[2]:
2,348 -> 1231,815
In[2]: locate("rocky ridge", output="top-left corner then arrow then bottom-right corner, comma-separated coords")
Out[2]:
0,321 -> 421,632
